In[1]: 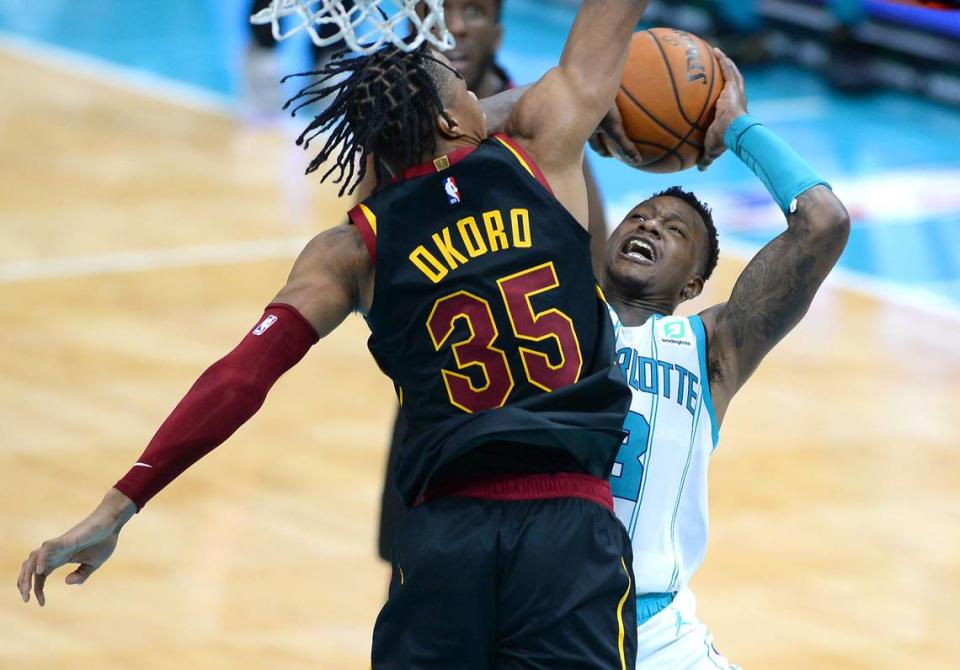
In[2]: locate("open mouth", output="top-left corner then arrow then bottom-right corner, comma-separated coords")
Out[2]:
620,236 -> 657,265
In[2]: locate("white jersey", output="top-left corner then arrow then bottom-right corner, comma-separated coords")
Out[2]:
607,308 -> 720,595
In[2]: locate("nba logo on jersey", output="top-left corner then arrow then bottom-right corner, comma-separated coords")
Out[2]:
444,176 -> 461,204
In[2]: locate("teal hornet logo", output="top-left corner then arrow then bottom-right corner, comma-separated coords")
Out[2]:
664,322 -> 686,339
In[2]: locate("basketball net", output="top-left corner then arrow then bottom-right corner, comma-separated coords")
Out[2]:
250,0 -> 454,55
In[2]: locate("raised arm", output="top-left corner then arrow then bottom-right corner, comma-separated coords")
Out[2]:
698,53 -> 851,421
17,224 -> 372,606
702,187 -> 849,418
504,0 -> 650,222
508,0 -> 650,157
479,84 -> 530,134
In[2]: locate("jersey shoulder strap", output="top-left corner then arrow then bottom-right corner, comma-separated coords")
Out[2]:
347,203 -> 378,262
605,301 -> 623,342
489,132 -> 554,195
686,315 -> 720,447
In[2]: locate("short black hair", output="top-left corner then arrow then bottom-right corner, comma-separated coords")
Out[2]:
282,44 -> 462,196
651,186 -> 719,281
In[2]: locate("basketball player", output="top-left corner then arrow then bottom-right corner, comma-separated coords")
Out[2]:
597,51 -> 851,668
18,1 -> 654,667
375,0 -> 612,565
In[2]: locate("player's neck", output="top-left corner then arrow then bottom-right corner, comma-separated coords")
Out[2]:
383,138 -> 483,179
606,287 -> 675,327
434,136 -> 482,158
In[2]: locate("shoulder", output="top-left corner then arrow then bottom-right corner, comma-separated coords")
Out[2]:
287,223 -> 373,308
696,304 -> 723,342
303,222 -> 370,262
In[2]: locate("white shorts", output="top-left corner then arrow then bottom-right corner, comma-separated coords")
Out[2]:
635,588 -> 739,669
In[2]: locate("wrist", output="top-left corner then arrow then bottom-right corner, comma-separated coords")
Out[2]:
721,114 -> 829,215
723,112 -> 759,151
101,488 -> 137,528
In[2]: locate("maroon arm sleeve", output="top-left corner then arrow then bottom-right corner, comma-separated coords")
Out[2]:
114,303 -> 319,510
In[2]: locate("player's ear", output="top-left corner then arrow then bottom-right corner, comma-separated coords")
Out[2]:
680,276 -> 704,303
436,110 -> 464,140
493,24 -> 504,53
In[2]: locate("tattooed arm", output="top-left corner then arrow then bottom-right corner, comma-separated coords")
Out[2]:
700,186 -> 850,422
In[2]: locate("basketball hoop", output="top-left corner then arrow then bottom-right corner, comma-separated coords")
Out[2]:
250,0 -> 455,56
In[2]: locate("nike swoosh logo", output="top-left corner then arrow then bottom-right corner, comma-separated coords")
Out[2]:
133,462 -> 153,469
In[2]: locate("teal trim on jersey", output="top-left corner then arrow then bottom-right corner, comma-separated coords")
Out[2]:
636,591 -> 676,626
689,316 -> 720,448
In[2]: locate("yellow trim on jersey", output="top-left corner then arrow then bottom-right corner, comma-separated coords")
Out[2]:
494,136 -> 537,180
617,556 -> 632,670
596,285 -> 608,303
359,203 -> 378,235
398,387 -> 404,407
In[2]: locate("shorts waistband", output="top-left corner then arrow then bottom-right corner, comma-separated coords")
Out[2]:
417,472 -> 614,512
636,592 -> 677,626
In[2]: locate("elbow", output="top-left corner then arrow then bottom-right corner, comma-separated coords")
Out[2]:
799,186 -> 851,249
825,193 -> 851,235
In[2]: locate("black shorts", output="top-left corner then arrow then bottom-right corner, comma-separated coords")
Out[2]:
371,474 -> 636,670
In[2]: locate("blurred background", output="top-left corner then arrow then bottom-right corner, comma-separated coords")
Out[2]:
2,1 -> 958,668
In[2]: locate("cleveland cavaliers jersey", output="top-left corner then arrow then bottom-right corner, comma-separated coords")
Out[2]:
349,134 -> 631,506
607,308 -> 720,595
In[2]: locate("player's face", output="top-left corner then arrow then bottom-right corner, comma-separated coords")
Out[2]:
442,0 -> 503,90
604,196 -> 708,302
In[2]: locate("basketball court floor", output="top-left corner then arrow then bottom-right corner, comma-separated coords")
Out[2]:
2,2 -> 958,668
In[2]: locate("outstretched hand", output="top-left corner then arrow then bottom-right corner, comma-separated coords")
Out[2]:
698,48 -> 748,172
17,489 -> 135,606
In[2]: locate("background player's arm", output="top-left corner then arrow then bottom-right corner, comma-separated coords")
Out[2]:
504,0 -> 651,224
17,225 -> 372,607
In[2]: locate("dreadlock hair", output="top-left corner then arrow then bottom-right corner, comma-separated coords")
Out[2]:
281,44 -> 463,196
652,186 -> 720,281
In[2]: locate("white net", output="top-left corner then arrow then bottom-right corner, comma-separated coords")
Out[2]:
250,0 -> 455,56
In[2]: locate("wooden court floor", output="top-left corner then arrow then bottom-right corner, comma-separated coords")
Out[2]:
2,48 -> 958,669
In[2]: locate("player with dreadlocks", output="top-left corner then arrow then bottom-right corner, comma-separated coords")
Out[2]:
281,45 -> 463,195
17,1 -> 655,667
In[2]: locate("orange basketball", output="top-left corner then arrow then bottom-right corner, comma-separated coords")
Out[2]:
616,28 -> 725,173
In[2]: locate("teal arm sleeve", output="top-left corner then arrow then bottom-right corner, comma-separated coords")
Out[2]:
724,114 -> 831,216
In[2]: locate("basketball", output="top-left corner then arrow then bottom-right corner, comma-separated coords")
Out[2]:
617,28 -> 725,173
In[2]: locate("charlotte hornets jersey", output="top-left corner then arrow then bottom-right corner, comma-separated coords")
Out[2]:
607,308 -> 720,595
349,134 -> 631,506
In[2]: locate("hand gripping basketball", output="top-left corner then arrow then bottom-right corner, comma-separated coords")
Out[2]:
589,104 -> 646,168
611,28 -> 726,173
698,49 -> 748,172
